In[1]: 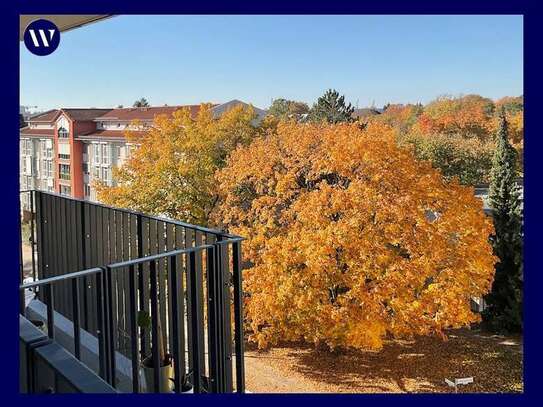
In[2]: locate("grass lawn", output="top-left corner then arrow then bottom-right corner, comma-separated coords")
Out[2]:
244,327 -> 522,393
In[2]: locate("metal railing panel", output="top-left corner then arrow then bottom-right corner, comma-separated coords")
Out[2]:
20,190 -> 244,393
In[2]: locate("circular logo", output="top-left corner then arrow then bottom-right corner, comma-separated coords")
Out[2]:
23,19 -> 60,56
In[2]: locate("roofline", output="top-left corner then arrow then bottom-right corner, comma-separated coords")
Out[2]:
75,136 -> 128,142
92,105 -> 209,122
19,133 -> 54,138
26,109 -> 59,123
59,108 -> 113,121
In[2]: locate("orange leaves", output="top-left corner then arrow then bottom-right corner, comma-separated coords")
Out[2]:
217,121 -> 496,351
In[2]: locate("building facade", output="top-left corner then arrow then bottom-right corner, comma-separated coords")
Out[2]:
20,101 -> 267,210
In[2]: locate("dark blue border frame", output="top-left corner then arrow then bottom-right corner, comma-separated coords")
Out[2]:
2,1 -> 540,405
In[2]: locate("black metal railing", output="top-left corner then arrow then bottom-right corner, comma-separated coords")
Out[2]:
19,190 -> 245,393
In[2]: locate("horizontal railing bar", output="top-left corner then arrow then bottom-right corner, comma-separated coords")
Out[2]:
19,267 -> 103,290
19,238 -> 244,290
214,238 -> 245,245
19,190 -> 241,239
107,245 -> 214,269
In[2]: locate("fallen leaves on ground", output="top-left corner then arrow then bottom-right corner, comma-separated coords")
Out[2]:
244,327 -> 522,393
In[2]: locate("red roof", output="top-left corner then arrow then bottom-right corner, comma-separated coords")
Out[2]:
61,108 -> 112,121
95,105 -> 210,121
27,109 -> 60,123
20,127 -> 55,137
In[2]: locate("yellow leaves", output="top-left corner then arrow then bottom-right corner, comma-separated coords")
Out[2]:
217,121 -> 496,351
97,103 -> 261,224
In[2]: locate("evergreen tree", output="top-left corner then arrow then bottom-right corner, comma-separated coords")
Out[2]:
133,98 -> 150,107
309,89 -> 355,124
483,109 -> 523,332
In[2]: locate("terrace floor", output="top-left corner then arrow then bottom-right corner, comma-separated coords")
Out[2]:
244,328 -> 523,393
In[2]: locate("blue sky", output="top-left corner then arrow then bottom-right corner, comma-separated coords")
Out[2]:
20,15 -> 523,111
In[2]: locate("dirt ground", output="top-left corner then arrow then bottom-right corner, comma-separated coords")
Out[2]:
244,328 -> 523,393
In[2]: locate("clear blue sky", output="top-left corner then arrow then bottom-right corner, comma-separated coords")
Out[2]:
20,15 -> 523,111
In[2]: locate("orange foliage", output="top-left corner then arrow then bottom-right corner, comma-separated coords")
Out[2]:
370,104 -> 423,135
411,95 -> 495,140
216,122 -> 496,350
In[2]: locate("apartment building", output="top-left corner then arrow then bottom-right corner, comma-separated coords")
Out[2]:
20,100 -> 267,209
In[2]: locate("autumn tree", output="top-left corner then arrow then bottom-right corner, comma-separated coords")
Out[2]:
309,89 -> 355,124
216,121 -> 496,350
412,95 -> 495,140
268,98 -> 310,121
384,95 -> 525,186
96,103 -> 261,224
483,112 -> 523,332
400,132 -> 494,185
371,103 -> 423,135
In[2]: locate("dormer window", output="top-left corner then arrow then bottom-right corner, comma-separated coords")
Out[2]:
58,127 -> 69,138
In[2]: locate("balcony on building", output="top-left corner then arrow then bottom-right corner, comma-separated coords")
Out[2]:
19,190 -> 245,394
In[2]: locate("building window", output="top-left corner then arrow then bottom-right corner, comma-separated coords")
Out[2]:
21,139 -> 32,156
60,185 -> 71,196
58,127 -> 69,138
45,160 -> 53,178
58,153 -> 70,160
84,184 -> 91,197
93,166 -> 100,179
45,140 -> 53,159
59,164 -> 71,180
83,163 -> 89,175
115,145 -> 122,160
39,139 -> 52,158
40,140 -> 47,158
102,167 -> 111,182
93,144 -> 101,164
102,144 -> 110,165
41,160 -> 53,178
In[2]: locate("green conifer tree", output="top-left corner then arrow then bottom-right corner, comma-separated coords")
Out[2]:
483,109 -> 523,332
309,89 -> 355,124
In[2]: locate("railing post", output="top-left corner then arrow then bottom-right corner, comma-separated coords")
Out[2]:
128,264 -> 140,393
220,242 -> 233,392
96,270 -> 108,381
80,201 -> 89,331
72,278 -> 81,360
149,260 -> 161,393
168,254 -> 185,393
232,241 -> 245,393
188,250 -> 204,393
19,193 -> 25,313
104,266 -> 117,388
45,284 -> 55,339
206,245 -> 219,393
30,190 -> 36,283
136,214 -> 148,356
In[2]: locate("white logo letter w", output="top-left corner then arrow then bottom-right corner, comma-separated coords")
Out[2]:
28,29 -> 55,48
